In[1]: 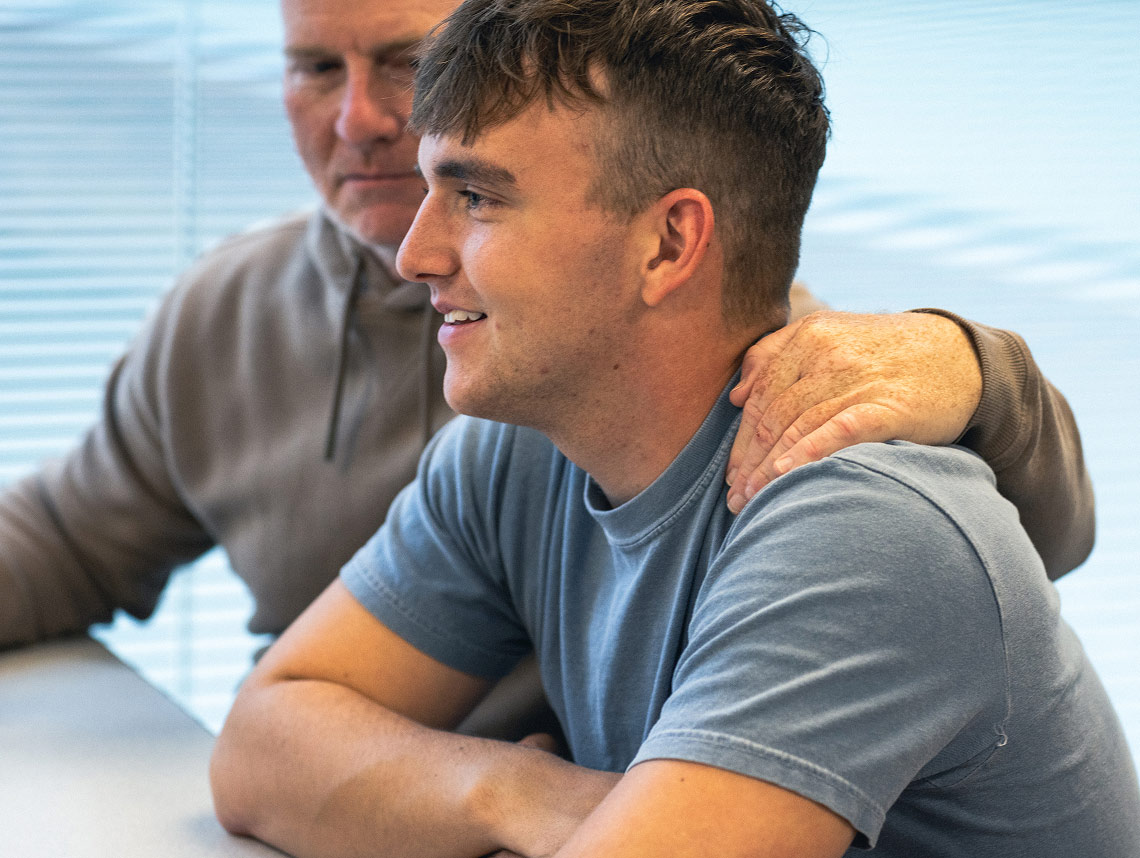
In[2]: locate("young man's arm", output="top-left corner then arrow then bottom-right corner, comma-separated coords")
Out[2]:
471,762 -> 854,858
548,759 -> 853,858
210,580 -> 619,858
212,580 -> 856,858
726,303 -> 1093,578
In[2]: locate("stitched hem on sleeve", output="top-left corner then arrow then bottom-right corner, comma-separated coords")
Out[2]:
631,728 -> 886,847
340,555 -> 519,680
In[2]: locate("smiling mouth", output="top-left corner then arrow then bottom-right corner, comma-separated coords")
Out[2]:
443,310 -> 487,324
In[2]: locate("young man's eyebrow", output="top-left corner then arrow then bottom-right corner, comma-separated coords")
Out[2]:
430,157 -> 518,192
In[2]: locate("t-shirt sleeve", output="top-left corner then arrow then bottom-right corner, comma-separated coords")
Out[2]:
631,446 -> 1011,845
340,417 -> 531,680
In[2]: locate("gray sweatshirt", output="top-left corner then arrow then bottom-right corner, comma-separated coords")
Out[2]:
0,209 -> 451,645
0,209 -> 1093,649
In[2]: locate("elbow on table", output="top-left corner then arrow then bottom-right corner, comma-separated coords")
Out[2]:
209,726 -> 262,837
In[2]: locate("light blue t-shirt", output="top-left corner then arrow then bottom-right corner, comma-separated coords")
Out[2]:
342,386 -> 1140,855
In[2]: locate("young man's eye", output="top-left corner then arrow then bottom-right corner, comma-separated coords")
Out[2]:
459,189 -> 494,211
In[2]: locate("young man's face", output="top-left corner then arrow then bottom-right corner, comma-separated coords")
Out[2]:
396,102 -> 647,430
280,0 -> 458,250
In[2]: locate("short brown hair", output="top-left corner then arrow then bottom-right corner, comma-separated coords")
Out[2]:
411,0 -> 830,328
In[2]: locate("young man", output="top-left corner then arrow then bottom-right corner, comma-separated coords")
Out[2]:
0,0 -> 1091,659
209,1 -> 1139,856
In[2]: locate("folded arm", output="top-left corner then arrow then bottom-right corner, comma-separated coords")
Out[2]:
210,580 -> 618,858
551,758 -> 852,858
211,580 -> 853,858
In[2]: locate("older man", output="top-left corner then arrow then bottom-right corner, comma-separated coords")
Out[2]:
0,0 -> 1090,673
209,1 -> 1137,856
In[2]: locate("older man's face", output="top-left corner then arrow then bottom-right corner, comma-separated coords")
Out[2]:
281,0 -> 458,250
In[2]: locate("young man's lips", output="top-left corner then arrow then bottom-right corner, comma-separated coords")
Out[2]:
434,305 -> 488,349
442,309 -> 487,324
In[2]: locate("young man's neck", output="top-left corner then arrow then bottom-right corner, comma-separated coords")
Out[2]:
545,344 -> 746,507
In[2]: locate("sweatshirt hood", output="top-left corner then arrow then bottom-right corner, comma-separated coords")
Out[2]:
307,207 -> 430,314
307,207 -> 438,462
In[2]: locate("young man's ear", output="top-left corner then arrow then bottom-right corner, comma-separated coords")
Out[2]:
640,188 -> 715,308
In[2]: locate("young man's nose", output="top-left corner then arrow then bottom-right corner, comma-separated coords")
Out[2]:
396,200 -> 456,284
334,67 -> 406,145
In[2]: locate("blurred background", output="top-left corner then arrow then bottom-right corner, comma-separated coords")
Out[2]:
1,0 -> 1137,772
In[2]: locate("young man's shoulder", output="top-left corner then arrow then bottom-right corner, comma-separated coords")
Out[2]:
830,441 -> 1041,582
419,416 -> 564,493
727,440 -> 1043,616
830,440 -> 996,498
752,441 -> 1022,557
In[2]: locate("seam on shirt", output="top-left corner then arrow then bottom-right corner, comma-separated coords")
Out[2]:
610,424 -> 736,549
635,727 -> 886,833
910,741 -> 1002,791
831,448 -> 1015,752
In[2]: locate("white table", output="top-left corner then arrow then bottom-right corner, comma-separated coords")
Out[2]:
0,636 -> 287,857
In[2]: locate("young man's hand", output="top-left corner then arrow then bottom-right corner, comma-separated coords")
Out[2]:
475,734 -> 621,858
726,311 -> 982,512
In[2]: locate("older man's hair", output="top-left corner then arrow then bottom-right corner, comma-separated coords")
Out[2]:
411,0 -> 830,329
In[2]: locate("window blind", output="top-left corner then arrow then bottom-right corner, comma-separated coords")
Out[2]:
0,0 -> 313,730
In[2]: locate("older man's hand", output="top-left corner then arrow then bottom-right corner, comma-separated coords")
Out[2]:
726,311 -> 982,513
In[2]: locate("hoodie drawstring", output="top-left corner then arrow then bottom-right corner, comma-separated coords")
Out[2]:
324,254 -> 366,462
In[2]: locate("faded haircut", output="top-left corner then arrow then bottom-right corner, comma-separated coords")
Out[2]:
409,0 -> 830,329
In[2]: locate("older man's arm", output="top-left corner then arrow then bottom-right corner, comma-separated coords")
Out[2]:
916,308 -> 1094,578
210,580 -> 618,858
726,299 -> 1093,579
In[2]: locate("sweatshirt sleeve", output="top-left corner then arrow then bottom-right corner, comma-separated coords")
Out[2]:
0,287 -> 214,649
911,308 -> 1095,580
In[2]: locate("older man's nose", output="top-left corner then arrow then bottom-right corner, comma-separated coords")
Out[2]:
334,66 -> 406,145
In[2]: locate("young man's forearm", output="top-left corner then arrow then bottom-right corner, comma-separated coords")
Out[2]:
210,677 -> 617,858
